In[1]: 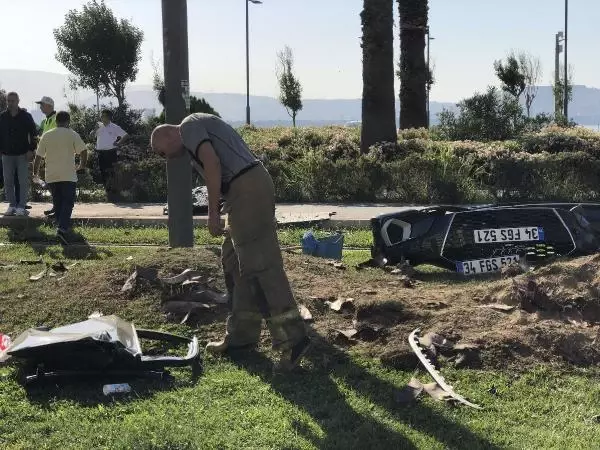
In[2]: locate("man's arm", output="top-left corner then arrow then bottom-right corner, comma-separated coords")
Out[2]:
73,133 -> 88,170
78,150 -> 88,170
196,141 -> 222,218
33,154 -> 43,177
34,135 -> 46,176
25,113 -> 38,152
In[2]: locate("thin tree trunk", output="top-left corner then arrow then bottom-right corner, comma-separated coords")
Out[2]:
360,0 -> 397,153
399,0 -> 428,129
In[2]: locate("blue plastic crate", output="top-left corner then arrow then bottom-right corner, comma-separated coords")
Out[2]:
301,231 -> 344,260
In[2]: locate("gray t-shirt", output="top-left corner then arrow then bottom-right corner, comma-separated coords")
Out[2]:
179,113 -> 258,184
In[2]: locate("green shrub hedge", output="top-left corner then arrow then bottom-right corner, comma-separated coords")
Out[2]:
47,125 -> 600,204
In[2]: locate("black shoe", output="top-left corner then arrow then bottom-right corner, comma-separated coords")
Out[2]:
57,229 -> 69,246
275,336 -> 311,372
44,209 -> 56,217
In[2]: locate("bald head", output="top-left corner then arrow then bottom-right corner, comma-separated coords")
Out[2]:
151,124 -> 185,159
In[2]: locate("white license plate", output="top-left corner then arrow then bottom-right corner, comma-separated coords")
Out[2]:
473,227 -> 544,244
457,255 -> 520,275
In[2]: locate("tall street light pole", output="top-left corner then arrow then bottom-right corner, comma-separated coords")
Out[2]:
162,0 -> 194,247
246,0 -> 262,125
563,0 -> 569,120
426,28 -> 435,128
555,31 -> 564,117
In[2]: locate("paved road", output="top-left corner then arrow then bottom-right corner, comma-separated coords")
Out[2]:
0,202 -> 413,227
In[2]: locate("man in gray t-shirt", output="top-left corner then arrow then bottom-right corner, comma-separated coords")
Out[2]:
151,114 -> 310,371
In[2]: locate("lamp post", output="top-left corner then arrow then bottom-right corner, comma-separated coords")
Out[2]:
426,29 -> 435,128
555,31 -> 564,117
563,0 -> 569,120
246,0 -> 262,125
161,0 -> 194,247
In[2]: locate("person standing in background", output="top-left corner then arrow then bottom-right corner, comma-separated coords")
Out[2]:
0,92 -> 37,216
36,96 -> 58,217
34,111 -> 87,245
94,109 -> 129,201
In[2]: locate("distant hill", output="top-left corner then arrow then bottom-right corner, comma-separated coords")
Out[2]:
2,69 -> 600,126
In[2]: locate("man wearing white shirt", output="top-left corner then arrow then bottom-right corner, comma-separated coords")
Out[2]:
94,109 -> 128,200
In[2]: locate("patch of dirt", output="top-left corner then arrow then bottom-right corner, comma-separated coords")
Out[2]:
9,248 -> 600,372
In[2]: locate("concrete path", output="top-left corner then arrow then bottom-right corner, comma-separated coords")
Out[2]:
0,202 -> 413,227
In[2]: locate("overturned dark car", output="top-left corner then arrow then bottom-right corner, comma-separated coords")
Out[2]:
371,203 -> 600,275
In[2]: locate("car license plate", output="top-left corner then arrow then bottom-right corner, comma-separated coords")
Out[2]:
473,227 -> 544,244
456,255 -> 520,275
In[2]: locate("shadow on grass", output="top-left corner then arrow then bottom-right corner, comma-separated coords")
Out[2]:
231,334 -> 500,450
21,368 -> 199,409
5,223 -> 113,260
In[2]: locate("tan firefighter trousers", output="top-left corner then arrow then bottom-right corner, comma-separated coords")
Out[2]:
220,163 -> 307,350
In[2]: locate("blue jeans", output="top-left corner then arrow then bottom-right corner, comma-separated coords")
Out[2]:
2,154 -> 29,209
48,182 -> 76,231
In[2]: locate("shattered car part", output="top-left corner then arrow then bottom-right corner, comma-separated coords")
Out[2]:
371,203 -> 600,275
6,315 -> 201,384
408,328 -> 482,409
163,186 -> 225,216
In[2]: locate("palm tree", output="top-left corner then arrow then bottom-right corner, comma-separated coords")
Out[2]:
360,0 -> 397,153
398,0 -> 428,129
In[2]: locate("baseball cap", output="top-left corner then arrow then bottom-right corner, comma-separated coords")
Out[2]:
35,96 -> 54,107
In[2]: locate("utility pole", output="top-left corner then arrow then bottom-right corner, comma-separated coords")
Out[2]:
563,0 -> 569,120
426,28 -> 434,128
246,0 -> 262,125
162,0 -> 194,247
555,31 -> 564,117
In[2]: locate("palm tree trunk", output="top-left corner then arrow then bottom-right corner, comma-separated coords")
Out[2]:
360,0 -> 397,153
399,0 -> 428,129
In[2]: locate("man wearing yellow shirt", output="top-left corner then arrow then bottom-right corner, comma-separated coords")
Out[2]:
33,111 -> 87,245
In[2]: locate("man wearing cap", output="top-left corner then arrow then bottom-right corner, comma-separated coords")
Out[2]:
150,113 -> 311,371
36,96 -> 58,217
37,96 -> 57,136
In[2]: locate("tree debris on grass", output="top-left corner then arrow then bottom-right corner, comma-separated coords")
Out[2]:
325,297 -> 355,312
326,261 -> 346,270
298,304 -> 313,321
477,303 -> 516,312
20,257 -> 43,265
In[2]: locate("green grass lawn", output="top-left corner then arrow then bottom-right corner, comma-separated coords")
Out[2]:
0,224 -> 373,248
1,244 -> 599,449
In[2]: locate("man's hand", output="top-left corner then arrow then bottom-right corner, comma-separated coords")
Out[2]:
207,213 -> 224,237
27,151 -> 35,162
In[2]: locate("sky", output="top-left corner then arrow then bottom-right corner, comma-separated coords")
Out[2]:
0,0 -> 597,102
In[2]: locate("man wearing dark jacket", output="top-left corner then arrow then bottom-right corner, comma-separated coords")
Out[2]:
0,92 -> 37,216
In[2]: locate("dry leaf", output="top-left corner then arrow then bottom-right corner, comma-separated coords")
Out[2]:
334,328 -> 358,340
121,270 -> 138,293
160,269 -> 203,285
420,332 -> 450,349
326,297 -> 354,312
453,343 -> 480,351
478,303 -> 516,312
29,268 -> 48,282
360,289 -> 378,295
20,257 -> 43,265
394,377 -> 424,404
298,304 -> 313,321
423,382 -> 452,402
326,261 -> 346,270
